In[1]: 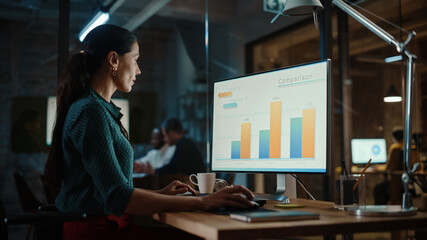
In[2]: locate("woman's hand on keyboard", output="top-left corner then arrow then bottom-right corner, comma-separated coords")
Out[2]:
200,185 -> 255,210
157,180 -> 199,196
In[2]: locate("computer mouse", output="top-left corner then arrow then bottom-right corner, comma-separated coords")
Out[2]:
213,201 -> 259,212
249,200 -> 260,209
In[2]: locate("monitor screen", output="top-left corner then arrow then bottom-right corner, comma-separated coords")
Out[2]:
211,60 -> 330,173
351,138 -> 387,164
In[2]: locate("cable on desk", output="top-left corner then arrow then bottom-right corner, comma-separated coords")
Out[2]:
412,176 -> 427,194
290,174 -> 316,200
291,174 -> 353,240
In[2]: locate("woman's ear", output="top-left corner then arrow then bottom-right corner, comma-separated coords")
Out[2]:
107,51 -> 119,68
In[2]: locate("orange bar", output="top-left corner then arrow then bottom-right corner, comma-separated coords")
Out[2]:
302,108 -> 315,158
269,101 -> 281,158
218,92 -> 232,98
240,122 -> 251,159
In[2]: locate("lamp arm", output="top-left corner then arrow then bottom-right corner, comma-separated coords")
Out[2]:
332,0 -> 403,52
332,0 -> 418,209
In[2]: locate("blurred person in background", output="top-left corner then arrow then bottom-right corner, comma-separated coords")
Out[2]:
133,127 -> 175,173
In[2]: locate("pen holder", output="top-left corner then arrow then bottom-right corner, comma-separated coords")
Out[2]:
334,174 -> 366,210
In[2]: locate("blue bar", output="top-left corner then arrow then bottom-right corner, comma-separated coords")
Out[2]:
290,117 -> 302,158
259,130 -> 270,158
231,141 -> 241,159
223,102 -> 238,109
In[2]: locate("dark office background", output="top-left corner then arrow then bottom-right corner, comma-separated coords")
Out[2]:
1,0 -> 426,238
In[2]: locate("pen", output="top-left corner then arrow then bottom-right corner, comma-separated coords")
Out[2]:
353,159 -> 371,192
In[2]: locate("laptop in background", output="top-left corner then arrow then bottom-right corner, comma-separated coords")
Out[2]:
351,138 -> 387,165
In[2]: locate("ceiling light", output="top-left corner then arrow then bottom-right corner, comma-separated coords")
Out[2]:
78,10 -> 110,42
384,55 -> 403,63
384,85 -> 402,103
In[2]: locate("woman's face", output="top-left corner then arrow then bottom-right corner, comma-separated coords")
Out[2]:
114,41 -> 141,92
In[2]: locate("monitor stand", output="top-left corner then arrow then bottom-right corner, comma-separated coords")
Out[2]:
254,174 -> 296,203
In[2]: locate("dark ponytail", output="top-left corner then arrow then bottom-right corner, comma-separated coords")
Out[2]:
44,24 -> 136,193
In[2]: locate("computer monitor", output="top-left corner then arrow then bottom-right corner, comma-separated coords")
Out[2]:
211,59 -> 330,200
351,138 -> 387,165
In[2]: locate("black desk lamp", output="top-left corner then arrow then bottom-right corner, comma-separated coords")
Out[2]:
272,0 -> 417,215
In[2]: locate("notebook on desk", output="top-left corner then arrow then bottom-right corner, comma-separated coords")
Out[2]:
210,207 -> 275,215
230,210 -> 320,223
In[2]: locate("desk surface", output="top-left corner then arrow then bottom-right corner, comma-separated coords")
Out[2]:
153,198 -> 427,240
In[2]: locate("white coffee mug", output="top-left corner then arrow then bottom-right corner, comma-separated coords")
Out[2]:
189,173 -> 228,193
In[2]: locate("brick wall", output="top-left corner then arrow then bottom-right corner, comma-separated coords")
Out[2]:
0,19 -> 59,215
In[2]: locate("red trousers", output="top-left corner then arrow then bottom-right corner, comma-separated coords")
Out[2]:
63,214 -> 201,240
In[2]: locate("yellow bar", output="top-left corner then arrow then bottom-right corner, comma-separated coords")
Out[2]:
302,108 -> 315,158
240,122 -> 251,159
218,92 -> 232,98
269,101 -> 281,158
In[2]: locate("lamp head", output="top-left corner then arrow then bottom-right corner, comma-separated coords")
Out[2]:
270,0 -> 324,24
283,0 -> 324,16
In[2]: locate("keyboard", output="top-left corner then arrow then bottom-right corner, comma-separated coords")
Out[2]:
195,193 -> 267,206
179,192 -> 268,213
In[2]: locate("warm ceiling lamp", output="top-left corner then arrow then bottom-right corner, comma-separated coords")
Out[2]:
384,85 -> 402,103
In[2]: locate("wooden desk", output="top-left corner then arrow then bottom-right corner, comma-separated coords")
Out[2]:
153,198 -> 427,240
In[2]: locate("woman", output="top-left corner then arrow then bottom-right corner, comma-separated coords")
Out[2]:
44,24 -> 254,239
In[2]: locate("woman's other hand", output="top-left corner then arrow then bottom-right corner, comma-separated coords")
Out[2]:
133,162 -> 154,174
200,185 -> 254,210
133,162 -> 144,173
158,180 -> 199,195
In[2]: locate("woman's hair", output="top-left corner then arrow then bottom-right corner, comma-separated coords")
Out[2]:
44,24 -> 137,190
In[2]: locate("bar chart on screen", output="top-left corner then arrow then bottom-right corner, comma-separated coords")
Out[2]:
227,105 -> 316,160
212,62 -> 328,173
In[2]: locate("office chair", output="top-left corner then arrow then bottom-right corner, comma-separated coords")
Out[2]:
1,199 -> 7,240
13,172 -> 46,239
10,172 -> 87,240
13,172 -> 44,213
39,174 -> 59,204
3,205 -> 87,240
